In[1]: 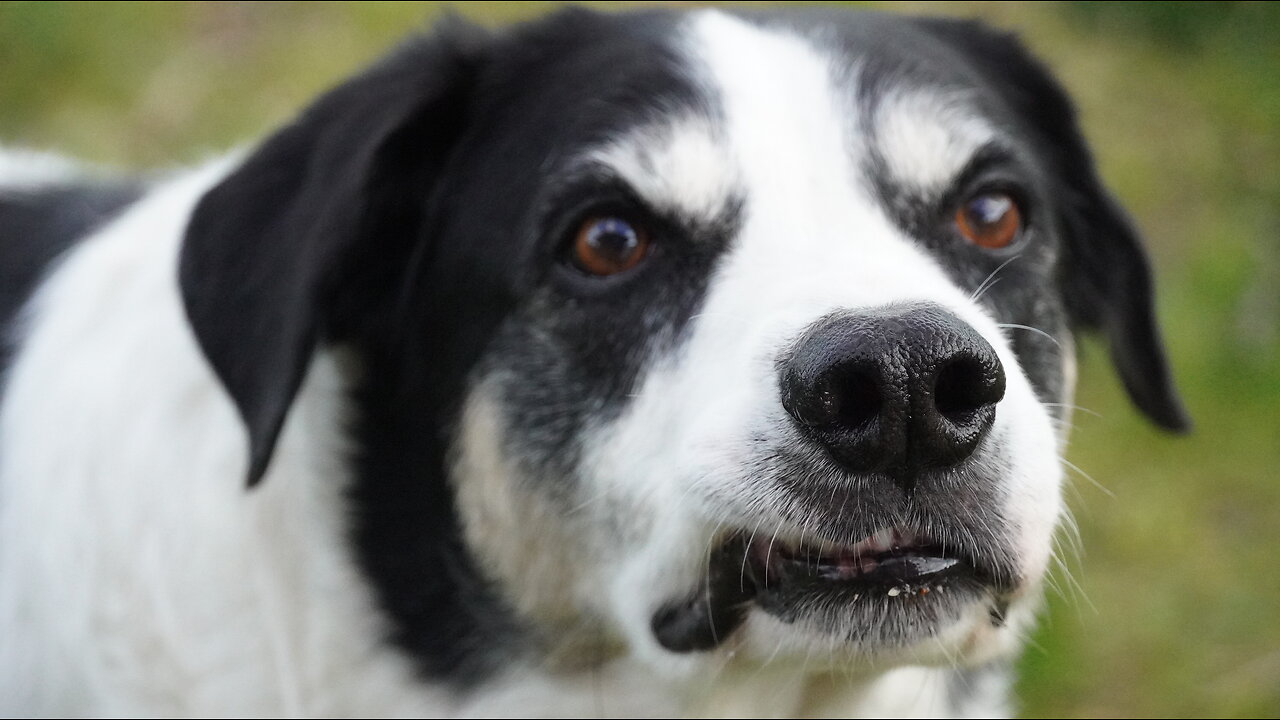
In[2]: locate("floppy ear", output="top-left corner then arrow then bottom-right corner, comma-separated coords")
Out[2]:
917,18 -> 1191,432
180,24 -> 487,486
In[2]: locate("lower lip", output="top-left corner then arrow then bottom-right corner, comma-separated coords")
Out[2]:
650,537 -> 989,653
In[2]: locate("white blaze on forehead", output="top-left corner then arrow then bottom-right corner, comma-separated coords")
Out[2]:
685,10 -> 857,219
875,89 -> 999,193
678,10 -> 973,331
586,115 -> 736,223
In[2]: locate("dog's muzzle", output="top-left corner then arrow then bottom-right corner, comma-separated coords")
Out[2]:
651,303 -> 1019,654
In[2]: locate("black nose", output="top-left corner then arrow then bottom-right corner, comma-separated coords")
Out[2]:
779,303 -> 1006,485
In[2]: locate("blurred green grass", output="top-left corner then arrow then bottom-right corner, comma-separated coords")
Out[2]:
1,2 -> 1275,717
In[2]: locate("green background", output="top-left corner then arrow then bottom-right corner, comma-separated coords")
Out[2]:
1,2 -> 1275,716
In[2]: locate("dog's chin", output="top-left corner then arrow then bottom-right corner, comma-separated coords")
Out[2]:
732,590 -> 1029,673
647,526 -> 1028,668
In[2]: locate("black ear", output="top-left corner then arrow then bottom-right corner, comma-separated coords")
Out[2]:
917,18 -> 1191,433
180,23 -> 487,486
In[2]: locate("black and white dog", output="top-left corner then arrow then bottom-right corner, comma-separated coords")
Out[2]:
0,7 -> 1188,717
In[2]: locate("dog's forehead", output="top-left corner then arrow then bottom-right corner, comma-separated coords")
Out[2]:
574,10 -> 1001,222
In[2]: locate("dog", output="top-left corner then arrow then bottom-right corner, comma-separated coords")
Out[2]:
0,6 -> 1188,717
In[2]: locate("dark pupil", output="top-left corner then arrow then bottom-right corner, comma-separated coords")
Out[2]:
588,218 -> 639,259
967,194 -> 1011,226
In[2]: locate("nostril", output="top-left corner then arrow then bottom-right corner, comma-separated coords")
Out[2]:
933,355 -> 1004,423
786,364 -> 882,431
832,367 -> 881,430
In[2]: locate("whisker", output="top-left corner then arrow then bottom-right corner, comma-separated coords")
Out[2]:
1061,457 -> 1114,498
1056,556 -> 1097,615
970,254 -> 1021,303
1042,402 -> 1103,419
972,277 -> 1003,304
995,322 -> 1062,350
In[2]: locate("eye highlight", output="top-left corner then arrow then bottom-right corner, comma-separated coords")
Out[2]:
954,192 -> 1022,250
571,216 -> 651,276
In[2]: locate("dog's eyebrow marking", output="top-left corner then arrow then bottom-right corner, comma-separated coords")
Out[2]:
874,89 -> 1000,193
584,115 -> 739,226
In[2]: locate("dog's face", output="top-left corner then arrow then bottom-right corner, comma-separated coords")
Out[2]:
180,8 -> 1187,684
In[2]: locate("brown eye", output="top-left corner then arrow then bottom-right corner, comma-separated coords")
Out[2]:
954,192 -> 1022,249
572,216 -> 650,276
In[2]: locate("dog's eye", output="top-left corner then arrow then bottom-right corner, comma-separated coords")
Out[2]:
571,216 -> 651,276
954,192 -> 1022,250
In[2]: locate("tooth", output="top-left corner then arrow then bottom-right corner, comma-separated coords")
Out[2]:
888,587 -> 901,597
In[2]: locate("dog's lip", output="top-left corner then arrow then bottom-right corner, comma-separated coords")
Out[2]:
651,526 -> 1005,654
747,526 -> 979,591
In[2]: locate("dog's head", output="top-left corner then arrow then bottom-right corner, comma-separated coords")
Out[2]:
180,8 -> 1187,682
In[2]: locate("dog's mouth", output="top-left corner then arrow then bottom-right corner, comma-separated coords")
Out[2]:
651,526 -> 1012,654
755,528 -> 970,590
